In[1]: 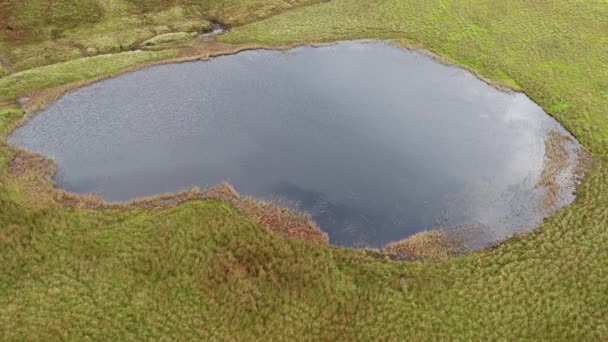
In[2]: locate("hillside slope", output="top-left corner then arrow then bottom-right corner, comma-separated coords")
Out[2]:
1,0 -> 607,339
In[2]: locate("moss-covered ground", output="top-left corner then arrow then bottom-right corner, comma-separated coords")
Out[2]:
1,0 -> 607,339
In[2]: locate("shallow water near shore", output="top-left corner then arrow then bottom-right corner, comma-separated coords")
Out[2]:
9,41 -> 582,248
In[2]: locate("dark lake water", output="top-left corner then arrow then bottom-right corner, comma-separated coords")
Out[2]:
9,41 -> 582,248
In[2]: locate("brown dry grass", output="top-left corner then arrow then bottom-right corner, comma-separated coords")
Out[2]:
380,230 -> 464,262
8,149 -> 56,179
204,183 -> 329,244
536,130 -> 594,212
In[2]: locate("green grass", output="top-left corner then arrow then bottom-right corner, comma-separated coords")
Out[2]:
0,107 -> 22,133
0,50 -> 176,104
1,0 -> 608,340
8,41 -> 83,72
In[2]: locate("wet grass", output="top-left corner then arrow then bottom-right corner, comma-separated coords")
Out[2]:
1,0 -> 608,340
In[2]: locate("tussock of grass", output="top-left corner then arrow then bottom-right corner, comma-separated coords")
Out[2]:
381,230 -> 464,262
204,183 -> 329,244
536,131 -> 586,212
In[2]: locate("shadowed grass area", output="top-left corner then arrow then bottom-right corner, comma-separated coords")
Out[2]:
1,0 -> 607,340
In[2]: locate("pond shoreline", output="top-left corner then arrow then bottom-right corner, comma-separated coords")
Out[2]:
3,39 -> 593,260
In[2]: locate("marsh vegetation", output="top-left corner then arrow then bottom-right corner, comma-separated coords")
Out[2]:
0,0 -> 607,339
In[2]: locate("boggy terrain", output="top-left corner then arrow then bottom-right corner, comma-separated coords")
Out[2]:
0,0 -> 607,340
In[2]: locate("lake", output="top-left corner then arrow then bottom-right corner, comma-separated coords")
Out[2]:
9,41 -> 582,248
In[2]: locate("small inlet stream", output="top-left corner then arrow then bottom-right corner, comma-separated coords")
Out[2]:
9,41 -> 583,248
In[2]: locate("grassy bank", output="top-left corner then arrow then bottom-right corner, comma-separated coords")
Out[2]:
1,0 -> 608,340
0,0 -> 324,74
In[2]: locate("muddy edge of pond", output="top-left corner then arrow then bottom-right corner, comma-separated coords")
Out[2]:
3,39 -> 594,261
